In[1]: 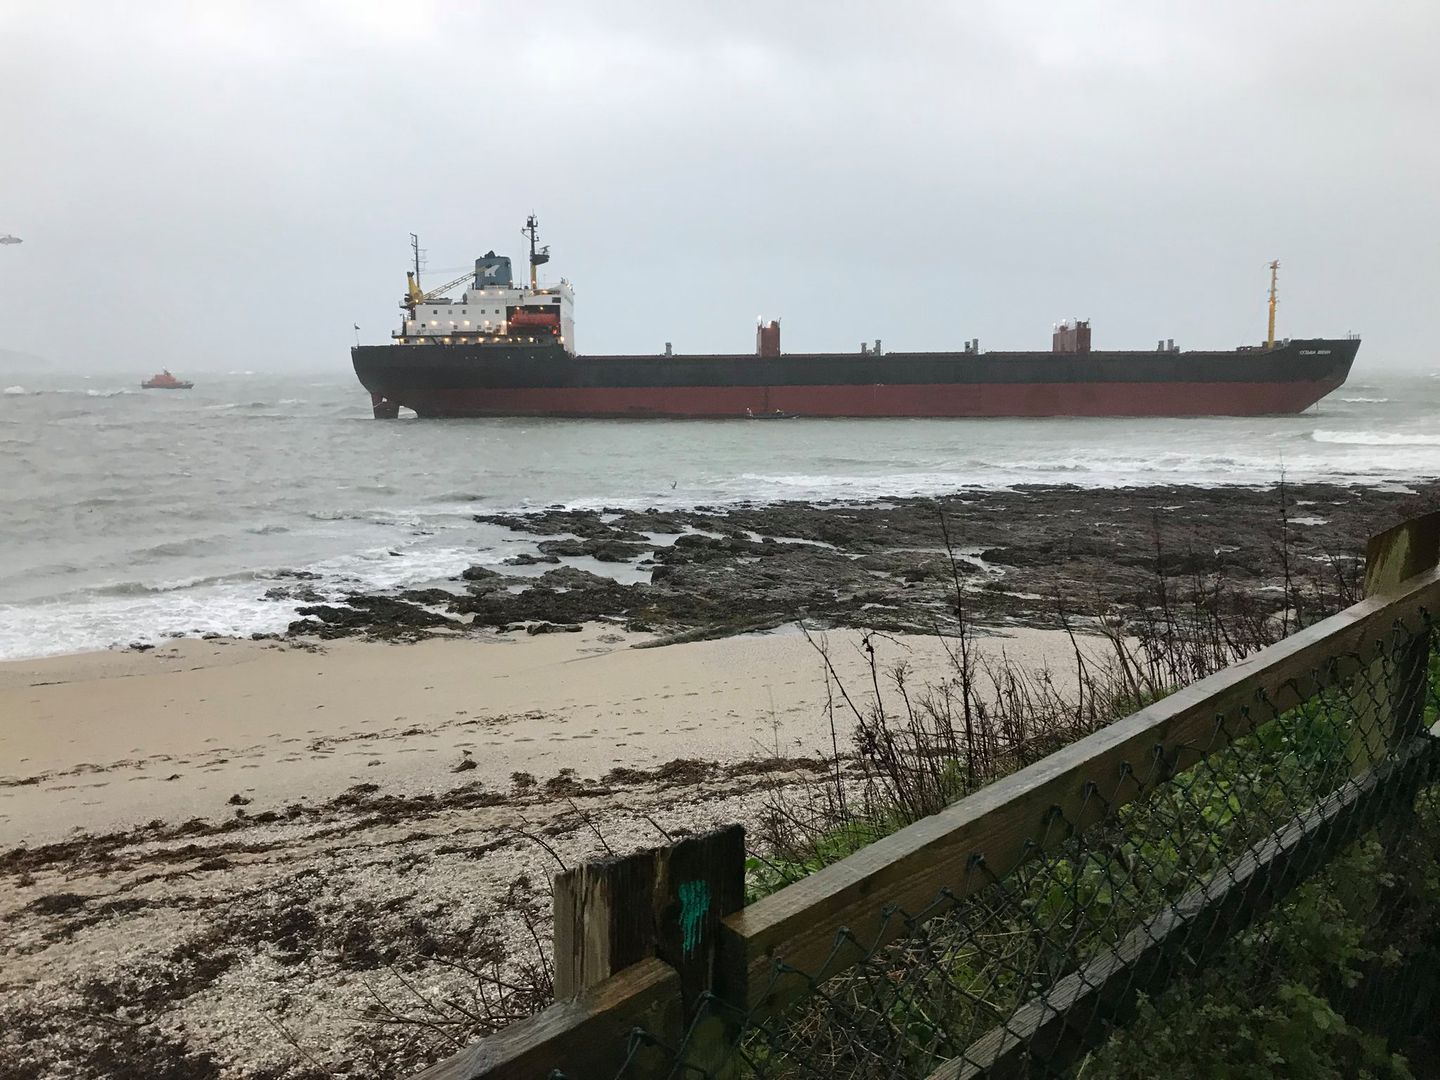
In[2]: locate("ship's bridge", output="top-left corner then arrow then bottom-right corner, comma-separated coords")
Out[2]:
396,273 -> 575,352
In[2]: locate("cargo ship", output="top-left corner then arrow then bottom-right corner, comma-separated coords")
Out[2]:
351,223 -> 1357,419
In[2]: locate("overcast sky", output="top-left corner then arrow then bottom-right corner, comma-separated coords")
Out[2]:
2,1 -> 1436,373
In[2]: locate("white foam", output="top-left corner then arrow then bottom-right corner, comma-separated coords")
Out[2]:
0,583 -> 299,660
309,544 -> 479,591
1311,430 -> 1440,447
3,385 -> 27,395
0,540 -> 486,660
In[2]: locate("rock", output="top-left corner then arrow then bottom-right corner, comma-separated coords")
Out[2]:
590,539 -> 652,561
475,509 -> 617,539
855,551 -> 981,581
612,509 -> 689,534
284,481 -> 1428,646
980,546 -> 1044,567
396,588 -> 456,605
290,596 -> 461,640
536,566 -> 612,590
651,534 -> 735,565
503,551 -> 561,566
461,565 -> 504,582
449,579 -> 643,629
263,585 -> 326,603
536,537 -> 652,562
526,622 -> 584,634
534,538 -> 588,557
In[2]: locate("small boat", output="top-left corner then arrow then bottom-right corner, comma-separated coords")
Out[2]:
141,370 -> 193,390
745,407 -> 797,420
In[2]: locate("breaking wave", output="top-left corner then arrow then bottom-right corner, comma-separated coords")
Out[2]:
84,570 -> 275,598
3,387 -> 142,398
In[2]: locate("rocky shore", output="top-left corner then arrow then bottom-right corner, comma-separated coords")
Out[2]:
9,479 -> 1439,1080
285,481 -> 1440,645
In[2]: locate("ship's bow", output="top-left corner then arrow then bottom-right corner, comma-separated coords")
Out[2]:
1301,337 -> 1359,410
352,346 -> 402,418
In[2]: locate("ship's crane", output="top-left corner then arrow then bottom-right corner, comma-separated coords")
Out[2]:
401,231 -> 479,315
1265,260 -> 1280,349
401,268 -> 476,315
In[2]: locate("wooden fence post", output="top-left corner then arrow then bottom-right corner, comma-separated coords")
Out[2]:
553,824 -> 746,1066
411,959 -> 684,1080
1352,512 -> 1440,770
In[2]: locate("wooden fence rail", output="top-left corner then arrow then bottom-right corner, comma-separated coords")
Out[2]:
413,512 -> 1440,1080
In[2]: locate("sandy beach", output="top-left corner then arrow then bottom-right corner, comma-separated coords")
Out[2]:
1,624 -> 1087,845
0,623 -> 1095,1078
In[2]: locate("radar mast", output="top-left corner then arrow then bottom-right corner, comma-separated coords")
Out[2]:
523,214 -> 549,291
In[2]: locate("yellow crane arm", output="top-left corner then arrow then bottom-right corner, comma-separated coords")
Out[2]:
402,268 -> 473,313
422,271 -> 476,302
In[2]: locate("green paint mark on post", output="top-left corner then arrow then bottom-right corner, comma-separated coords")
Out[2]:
679,880 -> 711,957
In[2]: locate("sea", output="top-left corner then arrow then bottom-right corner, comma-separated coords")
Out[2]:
2,368 -> 1438,661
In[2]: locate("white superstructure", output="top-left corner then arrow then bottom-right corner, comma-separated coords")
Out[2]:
394,217 -> 576,353
396,281 -> 574,351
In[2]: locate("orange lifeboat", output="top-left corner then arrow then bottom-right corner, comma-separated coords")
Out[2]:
141,370 -> 194,390
508,309 -> 561,333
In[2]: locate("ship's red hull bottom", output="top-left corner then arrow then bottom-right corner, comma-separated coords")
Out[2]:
395,379 -> 1345,419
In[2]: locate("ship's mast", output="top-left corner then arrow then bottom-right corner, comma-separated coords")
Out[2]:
1266,259 -> 1279,349
403,233 -> 425,316
523,214 -> 549,291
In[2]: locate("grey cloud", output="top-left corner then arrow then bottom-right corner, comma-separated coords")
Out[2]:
0,0 -> 1435,372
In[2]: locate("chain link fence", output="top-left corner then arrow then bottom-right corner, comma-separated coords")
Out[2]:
550,612 -> 1440,1079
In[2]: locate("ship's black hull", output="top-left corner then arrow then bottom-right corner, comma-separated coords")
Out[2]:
351,338 -> 1358,419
